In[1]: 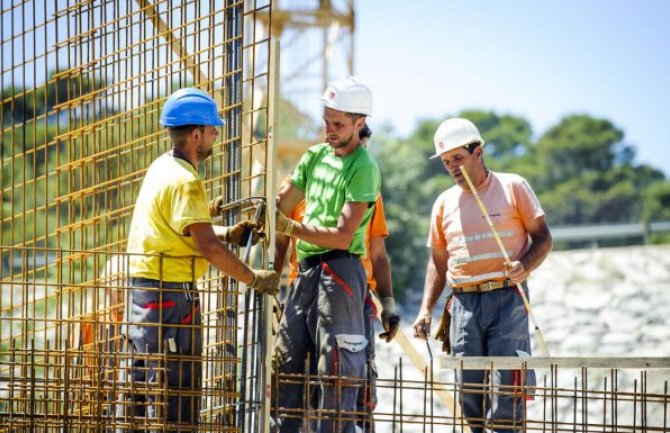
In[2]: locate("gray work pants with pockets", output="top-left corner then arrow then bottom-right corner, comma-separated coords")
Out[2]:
273,253 -> 367,433
356,292 -> 378,432
115,279 -> 202,432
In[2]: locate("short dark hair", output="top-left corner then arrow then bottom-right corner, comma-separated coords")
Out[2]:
465,141 -> 482,154
344,112 -> 366,121
359,123 -> 372,140
168,125 -> 204,147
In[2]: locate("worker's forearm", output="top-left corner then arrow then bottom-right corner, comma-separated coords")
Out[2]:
274,234 -> 291,272
372,256 -> 393,299
420,282 -> 445,313
520,232 -> 553,273
420,263 -> 446,313
201,242 -> 254,284
291,222 -> 353,251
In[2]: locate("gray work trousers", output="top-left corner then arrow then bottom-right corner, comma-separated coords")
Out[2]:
273,253 -> 367,433
356,292 -> 378,432
115,279 -> 202,432
450,285 -> 536,433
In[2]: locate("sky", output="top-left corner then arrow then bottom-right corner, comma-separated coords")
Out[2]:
353,0 -> 670,175
2,1 -> 667,175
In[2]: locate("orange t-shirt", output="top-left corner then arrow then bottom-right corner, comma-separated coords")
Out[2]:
428,171 -> 544,288
287,200 -> 307,283
288,194 -> 388,290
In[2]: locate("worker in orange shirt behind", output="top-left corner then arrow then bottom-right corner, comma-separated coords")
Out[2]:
284,124 -> 399,432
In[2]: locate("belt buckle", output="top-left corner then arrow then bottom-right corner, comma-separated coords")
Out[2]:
480,281 -> 495,292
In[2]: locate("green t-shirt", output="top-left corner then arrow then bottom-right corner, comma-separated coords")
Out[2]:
127,152 -> 212,281
291,143 -> 381,261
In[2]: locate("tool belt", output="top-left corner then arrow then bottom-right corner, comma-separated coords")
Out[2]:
452,279 -> 516,293
434,294 -> 453,354
299,249 -> 358,271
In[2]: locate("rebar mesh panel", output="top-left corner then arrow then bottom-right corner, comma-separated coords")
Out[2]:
1,0 -> 273,431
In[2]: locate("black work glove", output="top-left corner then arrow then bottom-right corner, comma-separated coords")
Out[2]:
379,297 -> 400,342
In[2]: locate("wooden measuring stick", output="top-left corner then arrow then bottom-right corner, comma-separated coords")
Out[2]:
459,166 -> 550,357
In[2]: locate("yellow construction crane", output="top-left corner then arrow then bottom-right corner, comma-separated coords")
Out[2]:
256,0 -> 356,167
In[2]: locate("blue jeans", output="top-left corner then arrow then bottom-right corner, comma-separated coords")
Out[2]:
450,286 -> 536,433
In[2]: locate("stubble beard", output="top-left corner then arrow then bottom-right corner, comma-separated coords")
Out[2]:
196,144 -> 213,163
330,132 -> 354,150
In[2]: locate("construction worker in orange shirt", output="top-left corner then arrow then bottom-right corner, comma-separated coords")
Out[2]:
413,118 -> 552,433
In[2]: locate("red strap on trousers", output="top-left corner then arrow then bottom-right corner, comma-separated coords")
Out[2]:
320,262 -> 353,297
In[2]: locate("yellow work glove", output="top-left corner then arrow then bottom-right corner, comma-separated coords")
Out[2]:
379,297 -> 400,342
249,269 -> 280,296
223,220 -> 264,247
208,195 -> 225,217
275,209 -> 298,236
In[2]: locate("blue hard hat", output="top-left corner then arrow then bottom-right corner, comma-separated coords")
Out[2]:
160,88 -> 225,127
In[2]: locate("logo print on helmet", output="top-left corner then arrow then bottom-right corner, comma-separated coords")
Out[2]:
328,90 -> 336,100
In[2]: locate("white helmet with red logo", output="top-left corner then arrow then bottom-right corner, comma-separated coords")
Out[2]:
430,118 -> 485,159
320,76 -> 373,116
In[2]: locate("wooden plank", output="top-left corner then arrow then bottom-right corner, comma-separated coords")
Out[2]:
369,292 -> 472,433
438,356 -> 670,370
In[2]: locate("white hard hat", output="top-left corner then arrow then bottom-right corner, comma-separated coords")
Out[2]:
320,76 -> 373,116
430,118 -> 485,159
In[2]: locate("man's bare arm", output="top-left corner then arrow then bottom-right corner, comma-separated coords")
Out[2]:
189,223 -> 255,284
288,201 -> 369,250
506,216 -> 552,283
370,236 -> 392,299
413,247 -> 449,339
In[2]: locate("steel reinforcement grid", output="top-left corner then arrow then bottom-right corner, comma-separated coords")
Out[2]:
1,0 -> 274,431
269,356 -> 669,433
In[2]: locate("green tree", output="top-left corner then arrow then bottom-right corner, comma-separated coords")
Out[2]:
460,110 -> 533,161
373,121 -> 438,298
642,180 -> 670,243
1,69 -> 123,248
534,115 -> 663,226
535,115 -> 622,187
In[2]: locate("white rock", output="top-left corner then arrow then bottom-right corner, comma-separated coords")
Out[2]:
601,332 -> 631,345
639,324 -> 670,340
563,284 -> 612,310
560,333 -> 600,355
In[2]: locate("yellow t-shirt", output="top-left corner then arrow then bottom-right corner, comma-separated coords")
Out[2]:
127,152 -> 212,281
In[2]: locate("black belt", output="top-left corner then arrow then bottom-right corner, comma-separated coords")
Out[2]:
299,249 -> 358,271
130,277 -> 195,290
